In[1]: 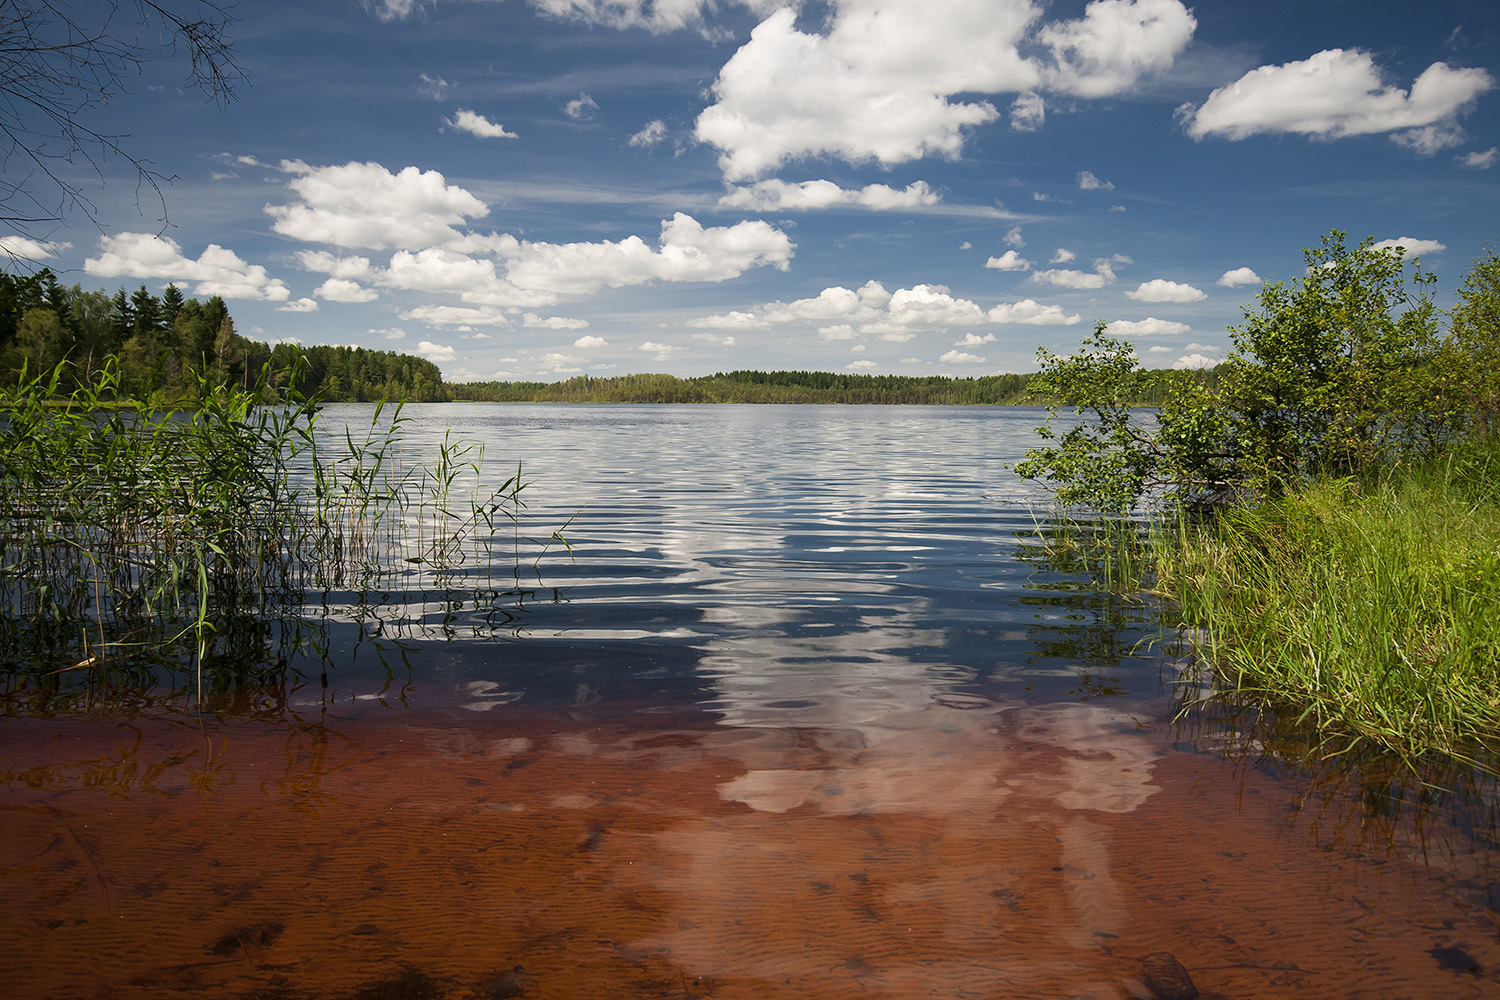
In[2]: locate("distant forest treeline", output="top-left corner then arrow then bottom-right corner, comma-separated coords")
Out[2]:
0,269 -> 448,402
449,368 -> 1219,405
3,268 -> 1219,406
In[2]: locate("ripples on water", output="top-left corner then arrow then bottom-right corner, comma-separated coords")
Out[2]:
2,404 -> 1497,999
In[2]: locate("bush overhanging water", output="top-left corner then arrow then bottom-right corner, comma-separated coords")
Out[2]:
1020,233 -> 1500,760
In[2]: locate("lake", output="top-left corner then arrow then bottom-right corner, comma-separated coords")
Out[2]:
2,403 -> 1497,999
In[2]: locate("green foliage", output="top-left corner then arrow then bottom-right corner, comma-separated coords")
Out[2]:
1226,231 -> 1447,485
0,269 -> 450,403
0,358 -> 547,675
1449,244 -> 1500,432
283,343 -> 449,403
1019,231 -> 1485,512
1155,443 -> 1500,759
452,369 -> 1134,405
1013,325 -> 1172,512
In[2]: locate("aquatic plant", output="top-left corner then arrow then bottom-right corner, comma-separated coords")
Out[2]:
0,356 -> 563,683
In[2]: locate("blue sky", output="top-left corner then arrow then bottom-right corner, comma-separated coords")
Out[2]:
6,0 -> 1499,381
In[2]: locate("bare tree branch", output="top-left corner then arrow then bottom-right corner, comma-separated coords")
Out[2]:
0,1 -> 242,261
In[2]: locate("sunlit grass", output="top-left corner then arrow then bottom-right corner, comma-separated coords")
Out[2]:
1025,442 -> 1500,760
1154,443 -> 1500,761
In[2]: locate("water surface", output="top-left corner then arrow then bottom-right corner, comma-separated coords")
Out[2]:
2,404 -> 1496,999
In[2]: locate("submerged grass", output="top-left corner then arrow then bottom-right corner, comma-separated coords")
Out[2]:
0,357 -> 565,686
1031,442 -> 1500,762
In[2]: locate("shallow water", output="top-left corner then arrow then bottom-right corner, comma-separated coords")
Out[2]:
2,404 -> 1497,999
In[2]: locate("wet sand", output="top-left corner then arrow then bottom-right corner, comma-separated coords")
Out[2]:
3,698 -> 1496,1000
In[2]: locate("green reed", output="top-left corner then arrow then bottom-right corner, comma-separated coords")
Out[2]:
0,357 -> 559,678
1017,512 -> 1154,595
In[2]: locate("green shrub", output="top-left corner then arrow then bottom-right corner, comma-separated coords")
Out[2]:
1018,231 -> 1484,512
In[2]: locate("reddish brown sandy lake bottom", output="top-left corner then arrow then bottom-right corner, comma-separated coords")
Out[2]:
2,701 -> 1497,1000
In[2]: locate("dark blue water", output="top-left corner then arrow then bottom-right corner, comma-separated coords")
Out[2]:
298,402 -> 1167,718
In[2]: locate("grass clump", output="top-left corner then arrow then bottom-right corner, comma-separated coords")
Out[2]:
1154,443 -> 1500,760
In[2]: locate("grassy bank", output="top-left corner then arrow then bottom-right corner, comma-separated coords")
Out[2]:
1153,442 -> 1500,760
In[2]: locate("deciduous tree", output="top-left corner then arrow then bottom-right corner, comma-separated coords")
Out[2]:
1019,231 -> 1474,512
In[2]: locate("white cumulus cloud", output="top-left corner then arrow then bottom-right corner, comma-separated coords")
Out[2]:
718,179 -> 940,212
298,250 -> 375,280
695,3 -> 1038,181
694,279 -> 1055,340
1126,278 -> 1206,302
1078,170 -> 1115,190
574,335 -> 610,348
861,284 -> 988,334
1216,266 -> 1261,287
445,109 -> 519,139
694,309 -> 765,330
268,160 -> 491,252
1032,255 -> 1126,289
1459,146 -> 1498,169
1,235 -> 70,259
1183,49 -> 1495,150
85,233 -> 291,301
1038,0 -> 1197,98
985,250 -> 1032,271
417,340 -> 457,361
316,278 -> 380,302
988,298 -> 1083,325
386,248 -> 506,295
273,163 -> 796,308
400,305 -> 513,327
695,1 -> 1196,181
940,350 -> 986,364
1371,236 -> 1446,257
629,119 -> 668,148
505,213 -> 794,296
1107,317 -> 1191,336
523,313 -> 591,329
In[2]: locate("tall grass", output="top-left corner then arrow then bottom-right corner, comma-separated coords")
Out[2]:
1025,444 -> 1500,760
1155,443 -> 1500,760
1017,513 -> 1154,595
0,357 -> 563,682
